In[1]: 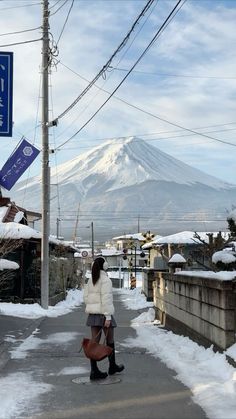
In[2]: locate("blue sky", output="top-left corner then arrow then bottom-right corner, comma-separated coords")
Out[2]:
0,0 -> 236,185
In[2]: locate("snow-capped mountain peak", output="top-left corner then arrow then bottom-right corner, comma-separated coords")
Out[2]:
47,136 -> 231,192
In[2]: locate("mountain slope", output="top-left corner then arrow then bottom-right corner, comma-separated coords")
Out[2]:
10,137 -> 236,240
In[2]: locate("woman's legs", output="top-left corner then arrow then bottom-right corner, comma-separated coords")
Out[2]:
104,326 -> 124,375
89,326 -> 108,380
91,326 -> 102,342
103,326 -> 114,345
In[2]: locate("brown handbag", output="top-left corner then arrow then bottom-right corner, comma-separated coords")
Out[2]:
82,337 -> 113,361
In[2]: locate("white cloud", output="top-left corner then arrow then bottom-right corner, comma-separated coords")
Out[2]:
0,0 -> 236,183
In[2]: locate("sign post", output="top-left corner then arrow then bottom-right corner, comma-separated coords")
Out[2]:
0,52 -> 13,137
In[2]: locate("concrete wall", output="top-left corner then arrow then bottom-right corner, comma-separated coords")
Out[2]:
152,272 -> 236,350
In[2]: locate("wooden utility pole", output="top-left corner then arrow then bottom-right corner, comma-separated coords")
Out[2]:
73,203 -> 80,244
41,0 -> 50,309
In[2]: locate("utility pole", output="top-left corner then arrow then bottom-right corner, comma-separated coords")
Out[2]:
73,203 -> 80,244
91,221 -> 94,260
41,0 -> 50,309
56,217 -> 60,239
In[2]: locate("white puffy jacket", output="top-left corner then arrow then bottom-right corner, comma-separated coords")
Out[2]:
83,270 -> 114,321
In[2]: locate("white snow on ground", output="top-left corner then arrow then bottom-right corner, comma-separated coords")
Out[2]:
0,288 -> 83,318
119,288 -> 236,419
0,372 -> 52,419
10,331 -> 80,359
54,366 -> 89,376
118,287 -> 153,310
175,270 -> 236,280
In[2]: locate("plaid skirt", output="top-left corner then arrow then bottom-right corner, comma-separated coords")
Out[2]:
86,314 -> 117,328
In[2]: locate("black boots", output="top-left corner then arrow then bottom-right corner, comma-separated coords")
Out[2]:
90,360 -> 108,381
107,342 -> 125,375
89,344 -> 124,380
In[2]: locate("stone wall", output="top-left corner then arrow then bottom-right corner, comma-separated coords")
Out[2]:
49,256 -> 82,304
152,272 -> 236,350
142,269 -> 156,301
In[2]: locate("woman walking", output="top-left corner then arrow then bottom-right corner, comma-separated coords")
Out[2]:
83,256 -> 124,380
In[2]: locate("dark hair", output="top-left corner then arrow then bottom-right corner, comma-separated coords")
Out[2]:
91,257 -> 105,285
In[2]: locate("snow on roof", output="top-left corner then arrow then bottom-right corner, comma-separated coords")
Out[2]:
212,250 -> 236,265
101,248 -> 122,256
0,222 -> 41,239
0,259 -> 19,271
14,211 -> 24,223
0,222 -> 76,250
112,233 -> 146,241
150,231 -> 229,245
169,253 -> 186,263
175,270 -> 236,281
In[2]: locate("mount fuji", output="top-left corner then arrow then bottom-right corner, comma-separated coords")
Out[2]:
10,137 -> 236,241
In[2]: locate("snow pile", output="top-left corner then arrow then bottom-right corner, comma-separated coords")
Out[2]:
0,259 -> 19,271
212,250 -> 236,265
168,253 -> 186,263
0,372 -> 52,419
175,270 -> 236,280
0,289 -> 83,318
119,287 -> 236,419
119,287 -> 153,310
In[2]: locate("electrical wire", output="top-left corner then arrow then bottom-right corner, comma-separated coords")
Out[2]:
56,126 -> 236,151
50,0 -> 70,16
52,0 -> 156,122
56,60 -> 236,148
54,1 -> 159,141
0,38 -> 42,48
110,67 -> 236,80
0,2 -> 41,11
56,1 -> 192,150
56,0 -> 74,45
49,0 -> 63,10
56,63 -> 236,149
0,26 -> 41,37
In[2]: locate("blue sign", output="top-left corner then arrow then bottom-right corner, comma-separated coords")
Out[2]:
0,52 -> 13,137
0,138 -> 40,190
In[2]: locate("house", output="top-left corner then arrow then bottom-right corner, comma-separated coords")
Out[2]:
112,232 -> 161,268
0,196 -> 82,303
142,230 -> 229,271
0,196 -> 41,228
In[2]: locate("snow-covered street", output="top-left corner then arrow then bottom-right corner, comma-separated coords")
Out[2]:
0,286 -> 235,418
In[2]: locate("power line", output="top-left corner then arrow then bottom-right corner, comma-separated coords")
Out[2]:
52,0 -> 156,122
56,0 -> 74,45
110,67 -> 236,80
55,125 -> 236,151
0,26 -> 41,37
56,59 -> 236,147
54,1 -> 158,140
56,0 -> 186,149
50,0 -> 71,16
49,0 -> 63,9
0,2 -> 41,11
0,38 -> 42,48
